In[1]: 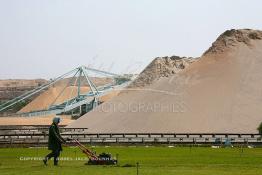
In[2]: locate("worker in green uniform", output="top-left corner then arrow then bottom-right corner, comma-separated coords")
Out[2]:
43,117 -> 66,166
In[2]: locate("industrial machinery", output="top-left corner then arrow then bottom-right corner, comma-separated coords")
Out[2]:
0,66 -> 133,117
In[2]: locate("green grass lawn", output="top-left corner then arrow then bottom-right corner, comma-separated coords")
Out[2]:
0,145 -> 262,175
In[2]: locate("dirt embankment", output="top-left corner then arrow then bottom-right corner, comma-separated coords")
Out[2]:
0,79 -> 47,102
0,115 -> 73,126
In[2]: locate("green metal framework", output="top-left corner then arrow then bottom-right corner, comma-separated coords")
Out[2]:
0,66 -> 132,117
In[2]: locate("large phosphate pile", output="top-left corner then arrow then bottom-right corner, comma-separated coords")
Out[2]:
69,29 -> 262,133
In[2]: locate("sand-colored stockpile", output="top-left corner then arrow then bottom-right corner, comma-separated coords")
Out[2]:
68,29 -> 262,133
19,85 -> 90,113
0,115 -> 72,126
99,90 -> 120,102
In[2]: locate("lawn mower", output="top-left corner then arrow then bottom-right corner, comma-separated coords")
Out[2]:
72,139 -> 118,165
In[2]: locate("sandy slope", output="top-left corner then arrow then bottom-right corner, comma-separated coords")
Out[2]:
0,115 -> 73,126
68,29 -> 262,133
19,85 -> 90,113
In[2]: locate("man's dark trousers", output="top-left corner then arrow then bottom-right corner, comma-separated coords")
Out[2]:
45,149 -> 60,165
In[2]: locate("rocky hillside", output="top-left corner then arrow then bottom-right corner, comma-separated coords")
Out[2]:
204,29 -> 262,56
129,56 -> 197,88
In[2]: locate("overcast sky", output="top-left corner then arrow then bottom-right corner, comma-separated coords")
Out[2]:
0,0 -> 261,79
